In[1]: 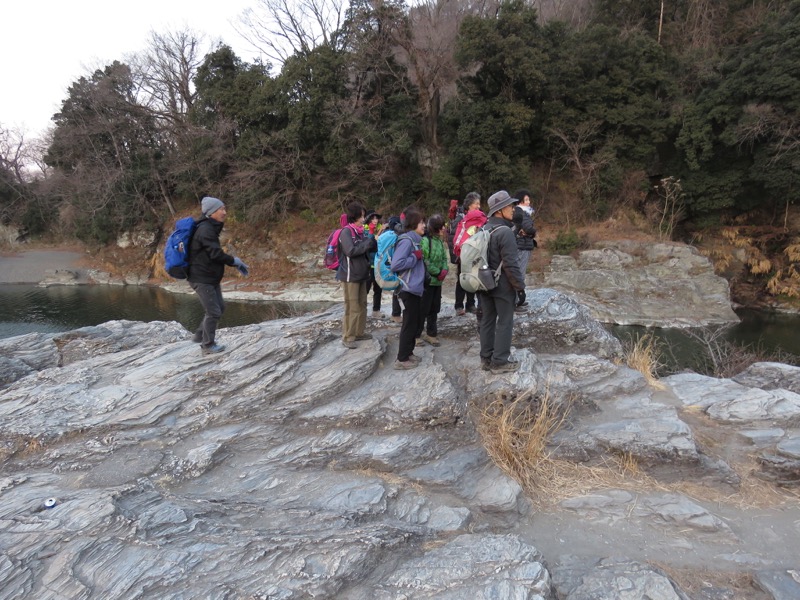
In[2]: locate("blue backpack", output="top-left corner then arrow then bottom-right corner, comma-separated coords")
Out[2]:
164,216 -> 197,279
374,230 -> 400,290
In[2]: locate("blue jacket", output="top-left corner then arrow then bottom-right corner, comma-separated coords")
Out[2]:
390,231 -> 425,296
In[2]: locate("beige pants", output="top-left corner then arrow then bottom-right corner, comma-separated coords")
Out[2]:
342,281 -> 368,341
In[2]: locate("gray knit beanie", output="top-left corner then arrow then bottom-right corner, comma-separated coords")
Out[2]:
201,196 -> 225,218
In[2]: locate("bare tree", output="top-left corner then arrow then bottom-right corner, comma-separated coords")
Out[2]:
531,0 -> 594,28
396,0 -> 465,150
236,0 -> 348,68
685,0 -> 727,50
547,121 -> 603,179
0,126 -> 28,185
390,0 -> 499,155
130,29 -> 208,125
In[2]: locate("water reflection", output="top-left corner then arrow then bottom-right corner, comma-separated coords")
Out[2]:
0,284 -> 333,340
610,308 -> 800,374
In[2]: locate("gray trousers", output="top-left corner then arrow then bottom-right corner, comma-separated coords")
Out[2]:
517,249 -> 531,305
190,282 -> 225,346
478,288 -> 516,364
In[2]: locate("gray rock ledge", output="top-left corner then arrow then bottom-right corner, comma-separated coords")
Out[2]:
0,292 -> 798,599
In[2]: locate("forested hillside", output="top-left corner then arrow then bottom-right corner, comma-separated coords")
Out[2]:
1,0 -> 799,299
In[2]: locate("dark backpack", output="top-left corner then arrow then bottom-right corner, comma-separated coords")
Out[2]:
323,228 -> 343,270
164,216 -> 197,279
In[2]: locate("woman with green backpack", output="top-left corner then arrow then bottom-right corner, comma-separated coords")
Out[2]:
416,214 -> 449,347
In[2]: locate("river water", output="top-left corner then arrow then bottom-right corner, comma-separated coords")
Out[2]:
1,284 -> 798,373
0,284 -> 332,339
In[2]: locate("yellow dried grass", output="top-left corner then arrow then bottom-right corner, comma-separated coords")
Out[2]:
473,388 -> 664,508
624,333 -> 666,390
474,386 -> 799,511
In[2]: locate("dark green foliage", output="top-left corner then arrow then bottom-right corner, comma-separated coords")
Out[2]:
16,0 -> 798,242
44,62 -> 169,243
549,229 -> 583,255
436,0 -> 547,195
675,2 -> 800,217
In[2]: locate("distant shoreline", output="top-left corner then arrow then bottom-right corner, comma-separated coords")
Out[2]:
0,249 -> 87,284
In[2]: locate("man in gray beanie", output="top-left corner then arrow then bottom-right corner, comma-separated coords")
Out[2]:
188,196 -> 249,354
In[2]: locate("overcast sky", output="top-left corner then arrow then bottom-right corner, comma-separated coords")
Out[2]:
2,1 -> 259,138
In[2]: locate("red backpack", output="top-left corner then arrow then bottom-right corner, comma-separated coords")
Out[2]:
323,228 -> 343,270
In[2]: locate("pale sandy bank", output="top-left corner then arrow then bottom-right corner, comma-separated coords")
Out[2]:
0,250 -> 87,284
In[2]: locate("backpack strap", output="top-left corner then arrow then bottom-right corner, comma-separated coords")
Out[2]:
394,233 -> 417,290
486,224 -> 510,279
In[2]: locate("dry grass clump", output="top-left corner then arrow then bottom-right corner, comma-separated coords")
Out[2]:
623,333 -> 666,389
473,387 -> 661,507
0,434 -> 44,463
655,565 -> 768,600
673,456 -> 800,509
473,387 -> 567,502
474,385 -> 799,511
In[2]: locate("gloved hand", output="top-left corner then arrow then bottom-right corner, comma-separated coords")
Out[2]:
412,249 -> 423,260
233,257 -> 250,277
437,268 -> 448,282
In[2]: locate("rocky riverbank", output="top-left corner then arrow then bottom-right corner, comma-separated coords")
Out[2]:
1,290 -> 799,598
2,239 -> 747,328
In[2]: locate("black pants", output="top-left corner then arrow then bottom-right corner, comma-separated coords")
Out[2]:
368,268 -> 383,311
397,291 -> 422,361
391,290 -> 402,317
454,261 -> 476,310
416,285 -> 442,338
190,281 -> 225,346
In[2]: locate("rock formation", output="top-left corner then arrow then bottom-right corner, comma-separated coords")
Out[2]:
0,290 -> 798,599
541,241 -> 740,327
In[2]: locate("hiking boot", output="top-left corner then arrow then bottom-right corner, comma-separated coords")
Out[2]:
421,333 -> 440,347
201,343 -> 226,355
391,315 -> 402,324
407,354 -> 421,364
415,336 -> 426,346
490,360 -> 519,374
481,358 -> 491,371
371,311 -> 387,320
342,339 -> 357,349
393,359 -> 419,370
514,305 -> 528,313
455,308 -> 466,316
355,334 -> 373,341
192,332 -> 204,344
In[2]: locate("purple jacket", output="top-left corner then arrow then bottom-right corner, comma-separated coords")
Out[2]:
390,231 -> 425,296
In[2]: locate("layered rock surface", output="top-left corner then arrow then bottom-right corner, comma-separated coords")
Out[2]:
541,240 -> 740,327
0,290 -> 798,599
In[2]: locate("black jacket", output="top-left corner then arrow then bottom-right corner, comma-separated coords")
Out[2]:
512,205 -> 537,251
486,216 -> 526,293
447,210 -> 464,263
187,217 -> 235,285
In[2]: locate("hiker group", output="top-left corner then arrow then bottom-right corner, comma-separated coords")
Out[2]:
165,190 -> 536,367
330,189 -> 537,373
